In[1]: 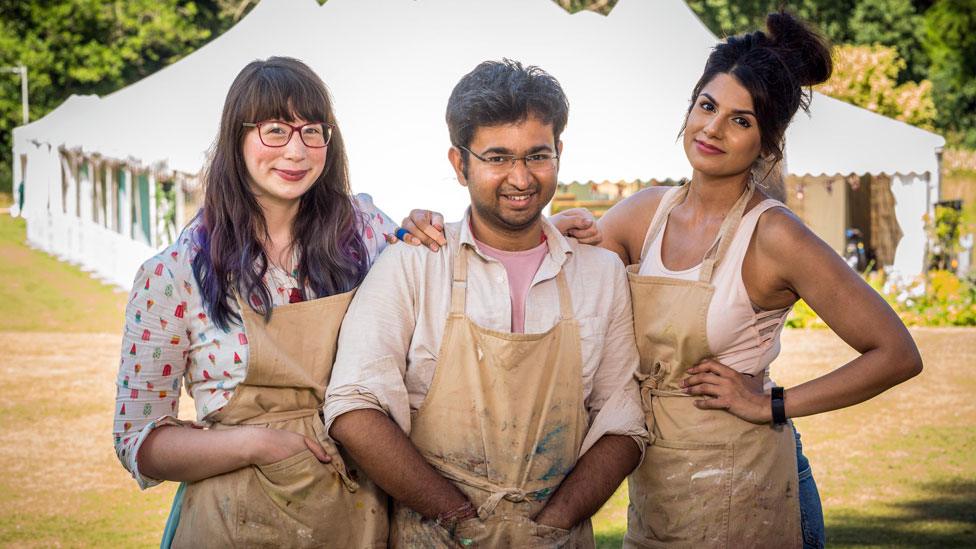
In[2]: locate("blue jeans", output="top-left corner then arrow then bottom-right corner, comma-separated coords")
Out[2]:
795,425 -> 825,549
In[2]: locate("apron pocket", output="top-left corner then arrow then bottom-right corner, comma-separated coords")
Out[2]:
530,521 -> 572,547
254,448 -> 335,518
489,515 -> 573,548
257,447 -> 317,476
240,448 -> 353,546
630,437 -> 732,547
453,517 -> 489,545
441,515 -> 572,548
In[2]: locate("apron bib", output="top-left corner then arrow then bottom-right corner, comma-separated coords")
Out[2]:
624,184 -> 801,549
171,290 -> 388,548
390,243 -> 594,548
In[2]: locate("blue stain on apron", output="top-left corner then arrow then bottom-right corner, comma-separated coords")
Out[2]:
159,482 -> 185,549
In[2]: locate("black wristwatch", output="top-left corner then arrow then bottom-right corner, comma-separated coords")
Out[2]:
771,386 -> 787,425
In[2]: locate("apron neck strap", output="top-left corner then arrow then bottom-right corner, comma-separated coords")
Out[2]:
639,185 -> 686,264
554,265 -> 573,321
451,244 -> 469,317
698,182 -> 754,283
451,243 -> 574,321
638,181 -> 755,284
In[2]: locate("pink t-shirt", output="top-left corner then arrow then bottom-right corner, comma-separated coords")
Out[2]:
474,237 -> 548,333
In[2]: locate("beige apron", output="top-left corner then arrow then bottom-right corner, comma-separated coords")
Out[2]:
624,184 -> 801,549
390,243 -> 595,548
172,290 -> 388,548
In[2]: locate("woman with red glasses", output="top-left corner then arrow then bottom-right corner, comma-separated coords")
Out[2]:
111,56 -> 426,547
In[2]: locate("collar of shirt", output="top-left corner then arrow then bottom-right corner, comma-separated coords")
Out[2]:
456,208 -> 573,284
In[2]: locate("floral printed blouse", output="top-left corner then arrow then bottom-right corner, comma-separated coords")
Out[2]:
113,194 -> 396,489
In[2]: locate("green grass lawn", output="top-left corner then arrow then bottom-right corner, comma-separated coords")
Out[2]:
0,214 -> 127,333
1,213 -> 974,547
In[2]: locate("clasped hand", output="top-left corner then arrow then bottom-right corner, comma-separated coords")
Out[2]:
681,359 -> 772,424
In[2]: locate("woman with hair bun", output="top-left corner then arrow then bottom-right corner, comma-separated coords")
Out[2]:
597,12 -> 923,548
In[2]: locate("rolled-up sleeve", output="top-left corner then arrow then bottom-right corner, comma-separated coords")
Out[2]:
578,261 -> 648,459
325,244 -> 419,438
113,254 -> 190,489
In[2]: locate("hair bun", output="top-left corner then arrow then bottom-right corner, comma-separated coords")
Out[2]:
765,11 -> 832,87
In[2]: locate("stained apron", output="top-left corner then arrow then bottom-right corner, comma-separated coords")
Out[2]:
390,243 -> 595,548
164,289 -> 388,548
624,183 -> 801,548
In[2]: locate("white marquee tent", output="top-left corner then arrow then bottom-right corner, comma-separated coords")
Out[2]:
12,0 -> 945,287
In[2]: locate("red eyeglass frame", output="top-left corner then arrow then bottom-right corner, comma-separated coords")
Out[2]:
242,120 -> 335,148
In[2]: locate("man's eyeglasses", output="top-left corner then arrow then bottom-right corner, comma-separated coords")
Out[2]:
243,120 -> 335,148
458,146 -> 559,173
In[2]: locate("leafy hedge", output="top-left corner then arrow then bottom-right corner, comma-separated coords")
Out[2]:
787,270 -> 976,328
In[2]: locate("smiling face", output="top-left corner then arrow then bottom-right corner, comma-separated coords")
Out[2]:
449,115 -> 561,249
683,73 -> 762,178
243,117 -> 327,210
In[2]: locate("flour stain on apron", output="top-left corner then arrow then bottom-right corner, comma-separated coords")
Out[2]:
169,290 -> 388,549
624,183 -> 802,549
391,238 -> 595,548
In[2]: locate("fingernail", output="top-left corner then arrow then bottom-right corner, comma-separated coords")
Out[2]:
431,244 -> 439,252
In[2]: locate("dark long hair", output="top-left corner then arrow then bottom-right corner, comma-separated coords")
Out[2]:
192,57 -> 369,331
686,11 -> 833,164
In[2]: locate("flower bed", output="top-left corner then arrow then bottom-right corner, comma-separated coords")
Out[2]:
787,270 -> 976,328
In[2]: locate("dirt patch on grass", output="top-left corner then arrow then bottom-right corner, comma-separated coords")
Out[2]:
2,329 -> 974,547
0,332 -> 193,547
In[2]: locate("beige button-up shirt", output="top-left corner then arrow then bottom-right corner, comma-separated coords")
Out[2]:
325,212 -> 647,457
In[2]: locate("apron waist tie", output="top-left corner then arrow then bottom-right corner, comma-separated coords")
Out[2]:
477,487 -> 529,520
635,371 -> 690,446
635,370 -> 691,398
427,457 -> 556,520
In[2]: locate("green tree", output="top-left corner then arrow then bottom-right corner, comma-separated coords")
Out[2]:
0,0 -> 234,194
849,0 -> 928,82
684,1 -> 936,83
684,0 -> 856,42
922,0 -> 976,147
817,43 -> 937,128
554,0 -> 617,14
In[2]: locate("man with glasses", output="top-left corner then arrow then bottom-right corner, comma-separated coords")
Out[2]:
325,59 -> 645,547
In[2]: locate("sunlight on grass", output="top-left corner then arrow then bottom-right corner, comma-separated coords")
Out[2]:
0,212 -> 974,547
0,214 -> 128,333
